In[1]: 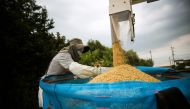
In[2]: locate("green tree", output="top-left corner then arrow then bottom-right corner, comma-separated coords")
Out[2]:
124,49 -> 140,66
124,50 -> 154,66
80,40 -> 112,67
87,39 -> 106,51
0,0 -> 67,108
80,40 -> 154,67
139,59 -> 154,66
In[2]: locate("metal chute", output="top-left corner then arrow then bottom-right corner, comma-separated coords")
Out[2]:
109,0 -> 135,52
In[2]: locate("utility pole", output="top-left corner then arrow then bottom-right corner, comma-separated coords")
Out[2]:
169,57 -> 171,67
171,45 -> 175,68
150,50 -> 153,62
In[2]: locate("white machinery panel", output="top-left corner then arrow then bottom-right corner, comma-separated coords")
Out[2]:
109,0 -> 131,15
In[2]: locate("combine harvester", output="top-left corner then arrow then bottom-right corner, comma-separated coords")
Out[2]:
39,0 -> 190,109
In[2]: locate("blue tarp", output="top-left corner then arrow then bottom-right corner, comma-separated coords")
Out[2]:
135,66 -> 175,74
40,77 -> 190,109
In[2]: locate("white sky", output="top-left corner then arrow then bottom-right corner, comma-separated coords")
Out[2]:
37,0 -> 190,66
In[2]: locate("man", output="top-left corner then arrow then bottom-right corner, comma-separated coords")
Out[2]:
46,38 -> 108,78
38,38 -> 109,107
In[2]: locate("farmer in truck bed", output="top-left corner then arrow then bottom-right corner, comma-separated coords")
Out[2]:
38,38 -> 110,107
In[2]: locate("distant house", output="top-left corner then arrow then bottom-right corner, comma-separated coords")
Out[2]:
174,59 -> 190,64
174,59 -> 190,70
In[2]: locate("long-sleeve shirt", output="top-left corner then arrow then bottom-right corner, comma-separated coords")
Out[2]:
46,50 -> 74,75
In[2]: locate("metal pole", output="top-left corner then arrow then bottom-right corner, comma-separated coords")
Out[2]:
150,50 -> 153,62
169,57 -> 171,67
171,45 -> 175,68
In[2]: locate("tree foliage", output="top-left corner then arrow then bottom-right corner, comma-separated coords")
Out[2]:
80,40 -> 154,67
0,0 -> 66,108
80,40 -> 113,67
124,50 -> 154,66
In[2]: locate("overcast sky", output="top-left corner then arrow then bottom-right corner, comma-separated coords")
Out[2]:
37,0 -> 190,66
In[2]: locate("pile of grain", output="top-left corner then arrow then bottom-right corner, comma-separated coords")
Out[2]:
89,40 -> 160,83
89,64 -> 160,83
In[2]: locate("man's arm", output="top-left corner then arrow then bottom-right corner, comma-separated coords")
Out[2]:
69,62 -> 111,79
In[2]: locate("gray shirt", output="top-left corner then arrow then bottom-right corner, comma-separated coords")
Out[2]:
46,50 -> 74,75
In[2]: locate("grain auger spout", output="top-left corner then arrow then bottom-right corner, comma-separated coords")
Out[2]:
109,0 -> 159,66
109,0 -> 159,43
